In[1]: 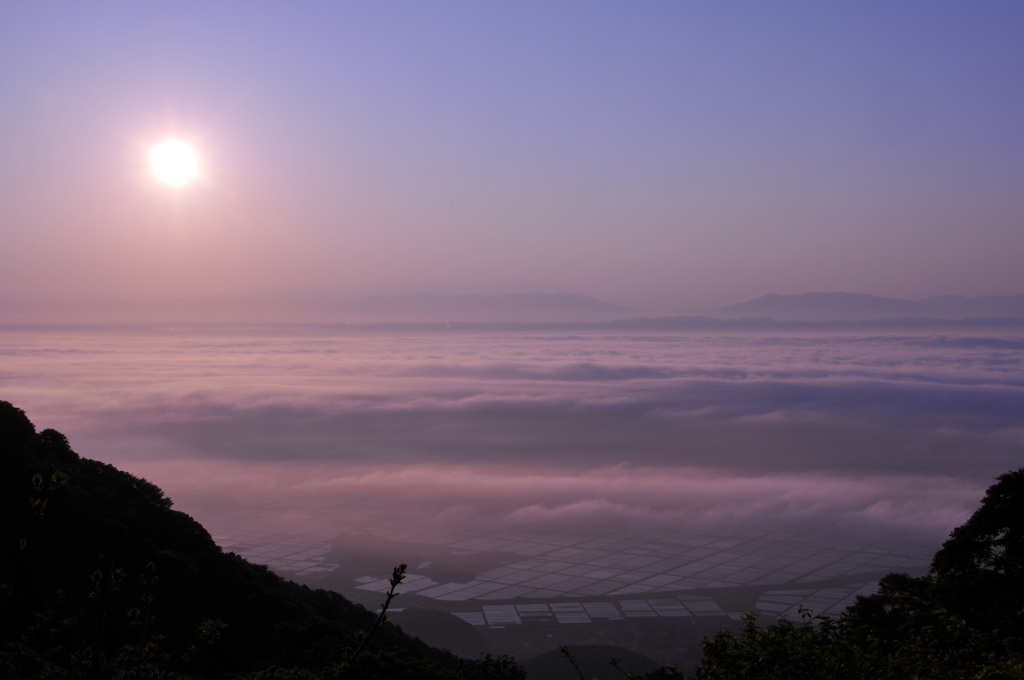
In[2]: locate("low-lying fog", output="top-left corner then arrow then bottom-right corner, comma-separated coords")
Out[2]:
4,325 -> 1019,551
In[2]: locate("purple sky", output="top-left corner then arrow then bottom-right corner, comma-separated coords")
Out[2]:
1,2 -> 1023,311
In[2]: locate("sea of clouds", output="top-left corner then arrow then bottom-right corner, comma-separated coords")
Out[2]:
2,326 -> 1022,544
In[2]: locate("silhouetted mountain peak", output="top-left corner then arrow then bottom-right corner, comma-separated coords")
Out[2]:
713,292 -> 1024,321
714,292 -> 930,321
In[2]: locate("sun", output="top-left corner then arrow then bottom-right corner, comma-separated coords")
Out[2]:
147,138 -> 200,187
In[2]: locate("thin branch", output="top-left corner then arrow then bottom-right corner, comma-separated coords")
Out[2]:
610,657 -> 638,679
560,644 -> 588,680
334,563 -> 406,677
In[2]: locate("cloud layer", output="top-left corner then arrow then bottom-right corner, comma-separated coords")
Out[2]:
124,458 -> 983,540
2,326 -> 1020,542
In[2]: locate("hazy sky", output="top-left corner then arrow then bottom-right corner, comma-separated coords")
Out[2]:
2,2 -> 1023,310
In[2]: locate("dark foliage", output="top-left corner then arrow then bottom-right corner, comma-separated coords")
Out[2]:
5,396 -> 1024,679
0,400 -> 511,679
931,466 -> 1024,634
694,467 -> 1024,680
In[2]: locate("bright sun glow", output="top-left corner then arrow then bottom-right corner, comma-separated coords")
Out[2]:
147,138 -> 200,187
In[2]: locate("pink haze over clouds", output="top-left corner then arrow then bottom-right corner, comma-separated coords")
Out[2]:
2,326 -> 1019,545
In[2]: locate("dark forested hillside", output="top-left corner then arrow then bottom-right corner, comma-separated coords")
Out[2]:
693,467 -> 1024,680
4,396 -> 1023,680
0,400 -> 523,679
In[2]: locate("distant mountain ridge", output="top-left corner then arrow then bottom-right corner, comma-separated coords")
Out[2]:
0,289 -> 634,324
5,287 -> 1023,324
347,292 -> 633,322
713,292 -> 1024,322
921,294 -> 1024,318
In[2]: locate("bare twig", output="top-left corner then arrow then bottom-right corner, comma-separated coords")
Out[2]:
333,563 -> 406,677
610,657 -> 640,679
560,644 -> 589,680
